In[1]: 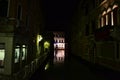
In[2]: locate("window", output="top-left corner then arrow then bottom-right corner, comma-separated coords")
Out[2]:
112,5 -> 118,26
85,24 -> 89,36
99,5 -> 118,28
106,14 -> 108,25
14,45 -> 20,63
0,43 -> 5,68
101,11 -> 106,27
22,45 -> 27,60
91,21 -> 95,33
17,5 -> 22,20
0,0 -> 8,17
101,17 -> 104,27
111,11 -> 114,26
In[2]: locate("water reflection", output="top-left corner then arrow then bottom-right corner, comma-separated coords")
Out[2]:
54,50 -> 65,63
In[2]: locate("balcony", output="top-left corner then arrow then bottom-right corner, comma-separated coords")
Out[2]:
95,25 -> 114,41
0,17 -> 15,33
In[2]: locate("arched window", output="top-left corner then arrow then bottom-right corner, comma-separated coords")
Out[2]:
102,11 -> 106,26
112,4 -> 118,26
107,8 -> 112,25
101,17 -> 104,27
98,16 -> 101,28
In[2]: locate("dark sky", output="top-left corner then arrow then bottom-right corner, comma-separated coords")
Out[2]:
42,0 -> 79,31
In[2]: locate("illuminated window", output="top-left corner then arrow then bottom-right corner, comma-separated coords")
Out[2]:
112,5 -> 118,26
106,14 -> 108,25
0,43 -> 5,68
22,45 -> 27,60
112,5 -> 118,9
14,45 -> 20,63
101,11 -> 106,27
101,17 -> 104,27
107,8 -> 112,25
111,11 -> 114,26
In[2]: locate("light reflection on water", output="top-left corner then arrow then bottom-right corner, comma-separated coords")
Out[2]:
54,49 -> 65,63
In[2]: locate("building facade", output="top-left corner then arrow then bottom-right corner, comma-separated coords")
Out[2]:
53,32 -> 65,62
70,0 -> 120,71
0,0 -> 46,80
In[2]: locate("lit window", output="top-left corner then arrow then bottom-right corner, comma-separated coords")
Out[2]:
22,45 -> 27,60
102,11 -> 106,26
102,11 -> 106,16
101,17 -> 104,27
106,14 -> 108,25
112,5 -> 118,9
107,8 -> 111,13
107,8 -> 112,25
0,43 -> 5,68
14,45 -> 20,63
111,11 -> 114,26
112,5 -> 118,25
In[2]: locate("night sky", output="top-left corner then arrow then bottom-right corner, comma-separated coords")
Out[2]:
42,0 -> 79,31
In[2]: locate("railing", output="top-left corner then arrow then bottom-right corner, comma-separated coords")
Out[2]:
95,25 -> 114,41
0,17 -> 15,33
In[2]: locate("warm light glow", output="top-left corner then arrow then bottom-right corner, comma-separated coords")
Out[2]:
112,5 -> 118,9
38,35 -> 43,42
54,43 -> 65,49
53,32 -> 65,63
107,8 -> 111,13
106,15 -> 108,25
0,50 -> 5,60
102,11 -> 106,16
111,12 -> 114,26
101,17 -> 104,27
54,50 -> 65,63
45,63 -> 49,70
44,41 -> 50,49
15,47 -> 20,63
56,50 -> 65,57
22,45 -> 26,60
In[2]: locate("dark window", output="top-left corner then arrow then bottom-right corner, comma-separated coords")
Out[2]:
85,24 -> 89,36
92,21 -> 95,33
99,18 -> 101,28
0,0 -> 8,17
85,6 -> 88,15
116,43 -> 119,59
17,5 -> 22,20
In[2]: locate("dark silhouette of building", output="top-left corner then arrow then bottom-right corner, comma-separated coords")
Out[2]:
70,0 -> 120,71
